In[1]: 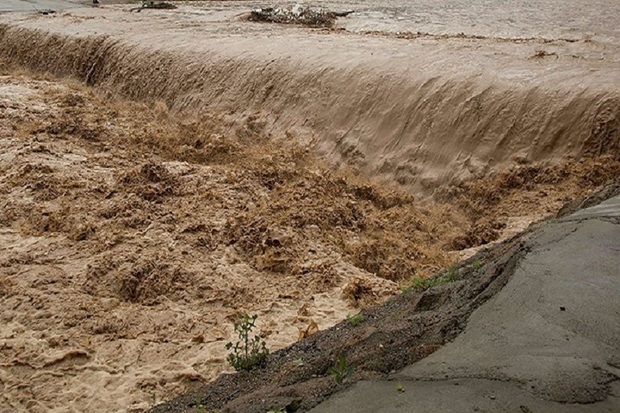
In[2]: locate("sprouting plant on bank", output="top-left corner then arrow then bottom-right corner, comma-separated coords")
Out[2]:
225,314 -> 269,371
192,399 -> 207,413
403,265 -> 460,294
328,354 -> 354,385
444,265 -> 460,282
471,259 -> 484,270
346,313 -> 364,327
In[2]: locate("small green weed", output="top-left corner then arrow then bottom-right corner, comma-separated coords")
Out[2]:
328,354 -> 354,385
225,314 -> 269,371
396,384 -> 405,393
192,400 -> 206,413
405,276 -> 433,293
444,265 -> 459,282
403,265 -> 460,294
471,259 -> 484,270
346,313 -> 364,327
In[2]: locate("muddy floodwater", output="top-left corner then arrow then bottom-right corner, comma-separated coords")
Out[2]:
319,0 -> 620,40
0,1 -> 619,412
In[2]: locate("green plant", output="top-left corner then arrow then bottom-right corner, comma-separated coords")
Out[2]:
471,259 -> 484,270
444,265 -> 460,282
403,265 -> 460,294
346,313 -> 364,327
192,399 -> 206,413
328,354 -> 354,385
225,314 -> 269,371
404,276 -> 432,293
396,383 -> 405,393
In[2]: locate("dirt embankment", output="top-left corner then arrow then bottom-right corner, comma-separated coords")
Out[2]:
151,234 -> 531,413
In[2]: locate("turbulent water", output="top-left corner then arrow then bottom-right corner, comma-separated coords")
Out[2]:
316,0 -> 620,41
0,4 -> 618,192
0,1 -> 619,412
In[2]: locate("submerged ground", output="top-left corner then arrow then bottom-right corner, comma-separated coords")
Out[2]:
0,1 -> 619,412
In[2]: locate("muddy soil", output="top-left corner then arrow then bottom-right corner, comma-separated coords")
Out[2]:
0,66 -> 618,413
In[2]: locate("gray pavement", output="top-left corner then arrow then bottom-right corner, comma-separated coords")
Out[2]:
565,195 -> 620,221
311,197 -> 620,413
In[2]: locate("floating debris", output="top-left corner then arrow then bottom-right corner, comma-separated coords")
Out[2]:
36,8 -> 56,15
248,4 -> 354,27
130,1 -> 177,13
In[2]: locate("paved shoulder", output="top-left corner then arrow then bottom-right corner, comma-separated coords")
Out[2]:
311,197 -> 620,413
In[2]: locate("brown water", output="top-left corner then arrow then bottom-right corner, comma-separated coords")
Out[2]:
0,1 -> 619,412
323,0 -> 620,42
1,3 -> 619,193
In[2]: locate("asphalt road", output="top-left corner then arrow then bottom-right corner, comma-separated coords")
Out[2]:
311,196 -> 620,412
